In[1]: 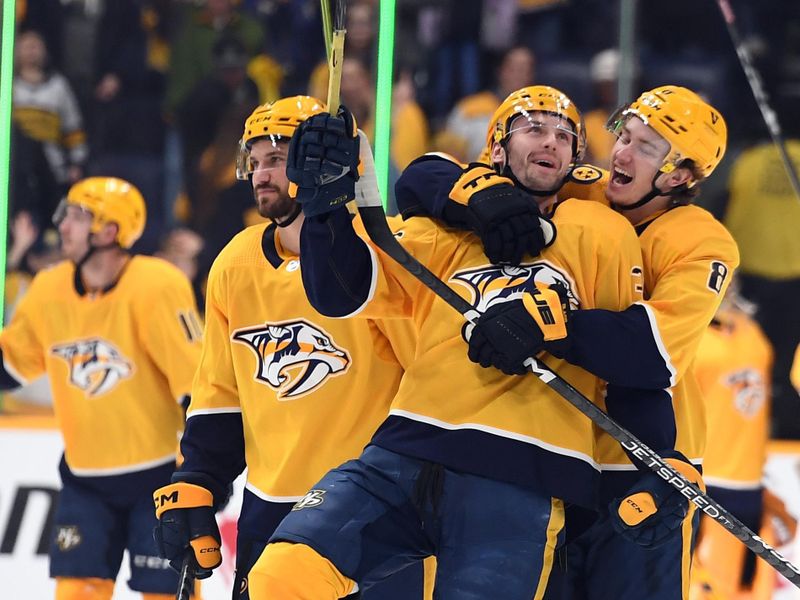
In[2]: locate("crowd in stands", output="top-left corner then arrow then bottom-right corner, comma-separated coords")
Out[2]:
6,0 -> 800,437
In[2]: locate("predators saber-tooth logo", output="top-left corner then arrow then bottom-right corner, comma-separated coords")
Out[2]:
55,525 -> 82,551
292,490 -> 326,510
51,338 -> 133,396
451,261 -> 580,313
451,262 -> 580,342
233,320 -> 351,399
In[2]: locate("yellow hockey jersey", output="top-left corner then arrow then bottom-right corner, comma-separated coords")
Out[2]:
183,221 -> 414,520
0,256 -> 201,475
695,310 -> 771,489
596,205 -> 740,471
305,200 -> 645,507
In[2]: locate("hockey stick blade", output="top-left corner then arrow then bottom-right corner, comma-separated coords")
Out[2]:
352,134 -> 800,587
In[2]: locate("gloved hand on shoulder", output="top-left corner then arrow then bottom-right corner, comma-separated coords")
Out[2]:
447,163 -> 556,264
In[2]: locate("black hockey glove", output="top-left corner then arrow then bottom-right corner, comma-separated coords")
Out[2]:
153,475 -> 222,579
610,451 -> 705,548
447,164 -> 556,264
286,105 -> 360,217
465,283 -> 571,376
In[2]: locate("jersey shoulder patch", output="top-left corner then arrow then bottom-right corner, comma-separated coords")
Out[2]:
569,164 -> 605,184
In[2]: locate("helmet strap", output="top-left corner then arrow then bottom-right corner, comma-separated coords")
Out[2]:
614,171 -> 687,212
275,202 -> 302,228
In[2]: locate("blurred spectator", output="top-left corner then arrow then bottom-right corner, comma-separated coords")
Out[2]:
516,0 -> 567,57
162,0 -> 265,230
308,0 -> 376,105
690,285 -> 795,598
177,35 -> 260,218
723,138 -> 800,439
15,0 -> 64,70
156,228 -> 205,284
164,0 -> 265,117
421,0 -> 482,121
442,45 -> 535,162
92,0 -> 172,157
257,0 -> 325,95
13,30 -> 88,188
582,48 -> 638,167
10,125 -> 60,232
391,68 -> 430,172
342,0 -> 378,70
331,57 -> 376,140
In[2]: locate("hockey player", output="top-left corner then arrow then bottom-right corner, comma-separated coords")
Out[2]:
244,89 -> 661,599
384,85 -> 738,598
0,177 -> 202,599
151,96 -> 428,600
458,86 -> 738,599
690,288 -> 796,599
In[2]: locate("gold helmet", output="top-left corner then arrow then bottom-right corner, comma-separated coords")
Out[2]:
486,85 -> 586,162
235,95 -> 326,180
56,177 -> 146,249
607,85 -> 727,182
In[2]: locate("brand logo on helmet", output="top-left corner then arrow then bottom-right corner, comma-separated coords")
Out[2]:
232,320 -> 351,399
51,338 -> 133,396
55,525 -> 82,551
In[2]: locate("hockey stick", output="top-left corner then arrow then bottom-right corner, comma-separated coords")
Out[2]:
350,132 -> 800,586
715,0 -> 800,203
325,0 -> 346,114
175,554 -> 195,600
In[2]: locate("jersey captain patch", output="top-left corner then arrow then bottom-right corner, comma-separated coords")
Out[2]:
232,320 -> 351,399
51,338 -> 133,396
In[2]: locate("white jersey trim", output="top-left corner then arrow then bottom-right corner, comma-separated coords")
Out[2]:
703,476 -> 763,491
245,482 -> 305,503
389,409 -> 601,471
335,241 -> 378,319
187,406 -> 243,419
635,301 -> 678,387
68,453 -> 176,477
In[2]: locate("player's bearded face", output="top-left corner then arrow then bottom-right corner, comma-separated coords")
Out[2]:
503,113 -> 574,191
606,116 -> 671,207
250,139 -> 295,222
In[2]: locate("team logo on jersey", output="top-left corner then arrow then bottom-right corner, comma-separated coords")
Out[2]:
55,525 -> 82,551
725,368 -> 767,417
451,261 -> 580,314
292,489 -> 326,511
452,262 -> 580,343
232,320 -> 351,399
51,338 -> 133,396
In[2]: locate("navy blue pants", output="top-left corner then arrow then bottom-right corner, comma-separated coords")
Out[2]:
233,492 -> 426,600
49,474 -> 179,594
269,445 -> 565,600
546,507 -> 699,600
